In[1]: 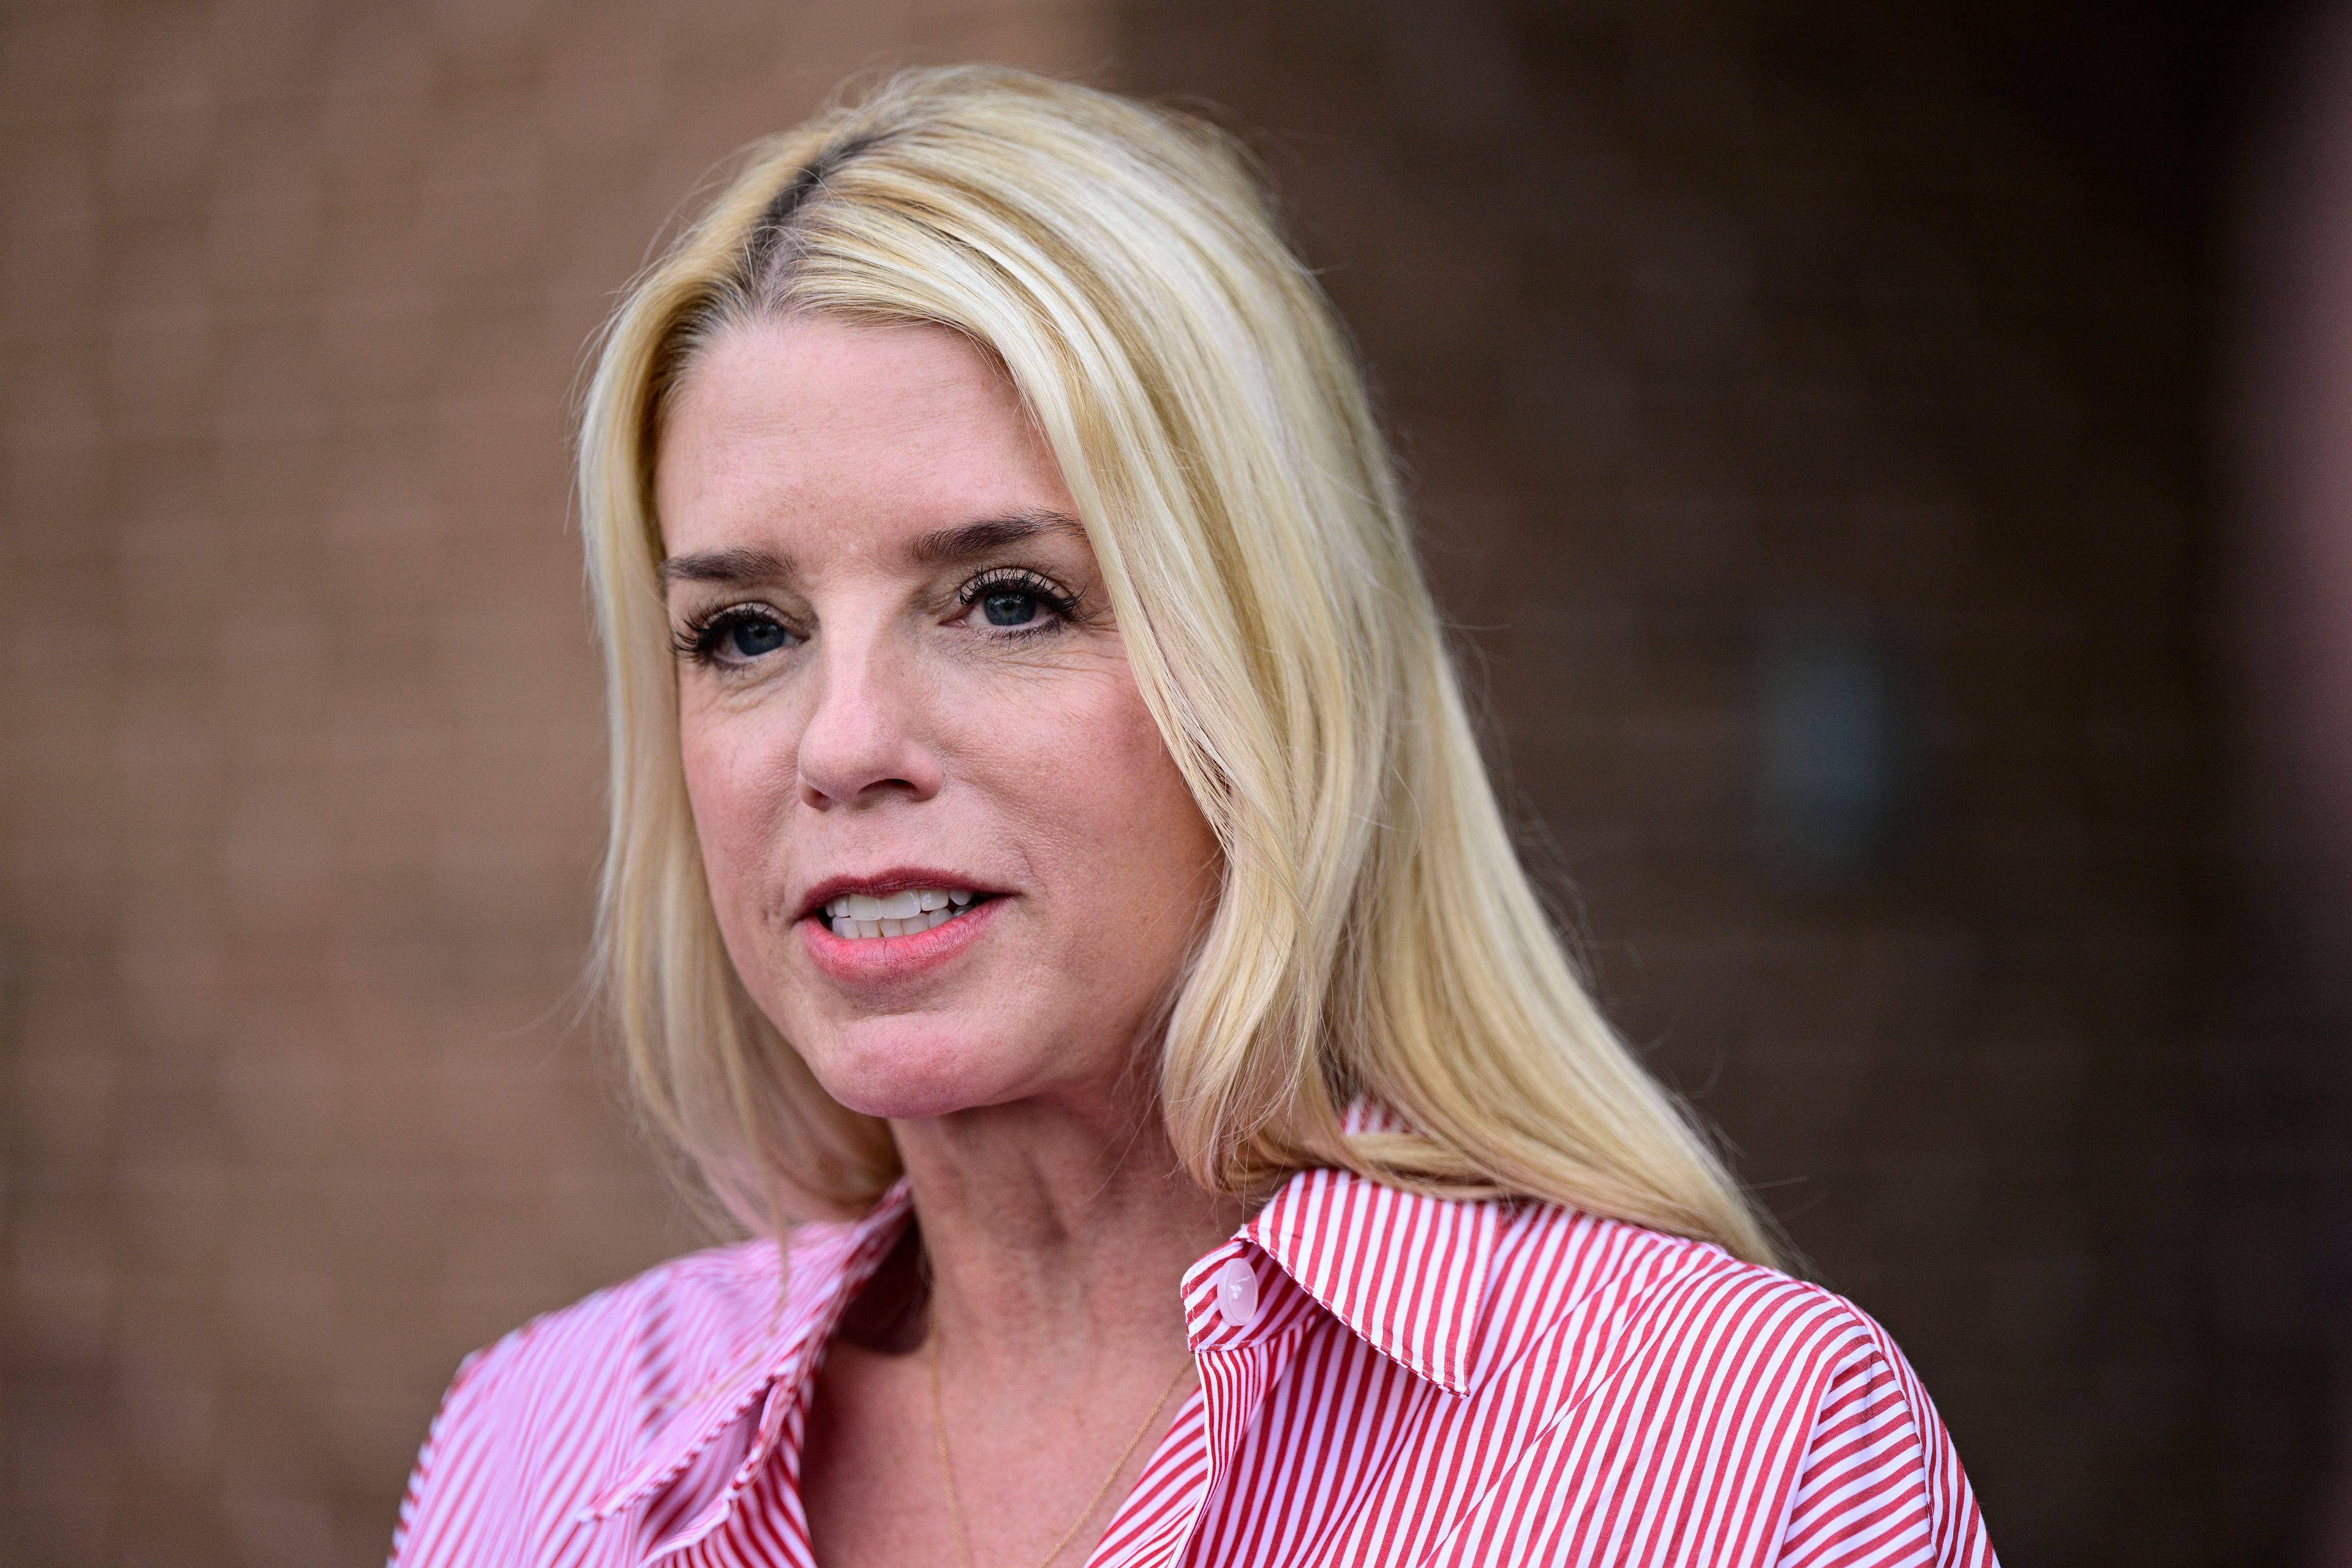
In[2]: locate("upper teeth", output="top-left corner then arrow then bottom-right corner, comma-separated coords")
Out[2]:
824,887 -> 976,939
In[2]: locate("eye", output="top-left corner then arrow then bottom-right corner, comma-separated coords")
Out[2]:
956,567 -> 1080,635
725,616 -> 790,657
674,604 -> 799,668
981,587 -> 1040,627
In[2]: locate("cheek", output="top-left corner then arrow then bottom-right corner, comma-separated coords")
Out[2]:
1015,677 -> 1219,936
679,703 -> 797,927
1107,707 -> 1208,858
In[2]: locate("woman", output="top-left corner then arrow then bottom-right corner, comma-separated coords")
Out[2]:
392,67 -> 1996,1567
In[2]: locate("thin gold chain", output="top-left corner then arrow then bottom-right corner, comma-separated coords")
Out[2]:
928,1332 -> 1192,1568
928,1333 -> 974,1568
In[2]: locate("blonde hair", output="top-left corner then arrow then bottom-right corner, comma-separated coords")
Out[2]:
578,66 -> 1780,1265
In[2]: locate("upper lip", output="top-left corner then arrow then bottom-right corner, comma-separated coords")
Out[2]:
794,867 -> 1003,922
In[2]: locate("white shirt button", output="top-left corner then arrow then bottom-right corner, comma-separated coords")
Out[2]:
1216,1256 -> 1261,1329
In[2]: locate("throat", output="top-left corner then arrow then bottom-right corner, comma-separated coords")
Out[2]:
838,1220 -> 931,1356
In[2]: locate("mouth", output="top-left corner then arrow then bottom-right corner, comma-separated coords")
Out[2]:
796,870 -> 1006,982
798,873 -> 1003,941
819,886 -> 993,940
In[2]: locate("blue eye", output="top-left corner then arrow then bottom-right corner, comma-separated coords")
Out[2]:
674,605 -> 797,668
728,616 -> 789,657
982,590 -> 1038,627
959,568 -> 1079,633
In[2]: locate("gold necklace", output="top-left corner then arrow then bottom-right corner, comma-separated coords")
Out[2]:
927,1333 -> 1192,1568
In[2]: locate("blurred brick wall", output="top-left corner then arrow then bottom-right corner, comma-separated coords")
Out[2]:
1112,1 -> 2271,1563
0,2 -> 1106,1562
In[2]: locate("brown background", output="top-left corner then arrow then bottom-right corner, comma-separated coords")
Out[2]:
2,1 -> 2339,1563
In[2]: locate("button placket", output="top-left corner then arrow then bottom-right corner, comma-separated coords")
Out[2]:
1106,1242 -> 1308,1566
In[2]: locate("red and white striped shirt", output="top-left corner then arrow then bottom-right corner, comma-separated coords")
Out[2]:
391,1164 -> 1997,1566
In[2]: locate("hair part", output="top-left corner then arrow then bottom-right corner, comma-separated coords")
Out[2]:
576,65 -> 1783,1266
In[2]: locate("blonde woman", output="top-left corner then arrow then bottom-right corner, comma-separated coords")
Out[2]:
391,67 -> 1996,1568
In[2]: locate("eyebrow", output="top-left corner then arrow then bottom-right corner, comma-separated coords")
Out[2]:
657,511 -> 1085,590
908,510 -> 1086,566
657,545 -> 791,589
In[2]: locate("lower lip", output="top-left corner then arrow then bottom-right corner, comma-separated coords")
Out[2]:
799,897 -> 1003,983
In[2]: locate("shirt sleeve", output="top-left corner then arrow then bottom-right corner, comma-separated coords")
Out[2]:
388,1344 -> 510,1567
388,1324 -> 576,1568
1771,1317 -> 1999,1568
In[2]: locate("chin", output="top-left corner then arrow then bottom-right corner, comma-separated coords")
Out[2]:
801,1022 -> 1030,1121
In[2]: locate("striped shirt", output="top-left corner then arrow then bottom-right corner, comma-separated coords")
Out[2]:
391,1165 -> 1997,1566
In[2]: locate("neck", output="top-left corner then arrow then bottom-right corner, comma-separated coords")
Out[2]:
891,1082 -> 1244,1379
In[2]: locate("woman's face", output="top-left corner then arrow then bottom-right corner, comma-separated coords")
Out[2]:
655,315 -> 1221,1121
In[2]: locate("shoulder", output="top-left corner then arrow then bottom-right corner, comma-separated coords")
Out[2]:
1487,1200 -> 1901,1382
1479,1204 -> 1995,1564
434,1235 -> 784,1434
390,1220 -> 864,1564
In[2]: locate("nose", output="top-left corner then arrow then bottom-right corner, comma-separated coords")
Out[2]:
794,622 -> 944,810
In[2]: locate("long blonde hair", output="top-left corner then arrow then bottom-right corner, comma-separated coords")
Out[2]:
577,66 -> 1780,1265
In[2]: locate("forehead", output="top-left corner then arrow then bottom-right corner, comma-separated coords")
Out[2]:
653,314 -> 1073,557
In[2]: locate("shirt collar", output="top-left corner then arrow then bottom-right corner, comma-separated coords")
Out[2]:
579,1181 -> 917,1525
585,1148 -> 1510,1524
1226,1163 -> 1504,1396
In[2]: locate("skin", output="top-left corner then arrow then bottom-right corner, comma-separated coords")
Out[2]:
656,314 -> 1242,1567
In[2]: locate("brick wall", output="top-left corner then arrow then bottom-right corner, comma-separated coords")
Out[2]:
0,2 -> 1107,1561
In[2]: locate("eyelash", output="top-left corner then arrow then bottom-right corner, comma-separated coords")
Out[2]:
673,603 -> 793,668
671,567 -> 1084,670
956,567 -> 1082,631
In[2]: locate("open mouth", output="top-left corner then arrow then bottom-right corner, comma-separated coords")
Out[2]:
818,887 -> 993,940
